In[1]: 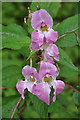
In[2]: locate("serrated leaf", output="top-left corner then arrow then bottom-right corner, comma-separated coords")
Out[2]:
2,65 -> 22,88
55,14 -> 79,36
55,32 -> 78,47
2,95 -> 20,118
29,92 -> 48,118
1,24 -> 31,50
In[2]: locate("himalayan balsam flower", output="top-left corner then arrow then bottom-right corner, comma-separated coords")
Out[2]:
16,65 -> 39,99
30,9 -> 58,51
32,61 -> 65,105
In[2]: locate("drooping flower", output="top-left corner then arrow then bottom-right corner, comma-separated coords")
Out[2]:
32,61 -> 65,105
16,65 -> 39,99
30,9 -> 58,50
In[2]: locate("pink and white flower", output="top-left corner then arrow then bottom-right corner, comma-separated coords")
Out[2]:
30,9 -> 58,50
32,61 -> 65,105
16,65 -> 39,99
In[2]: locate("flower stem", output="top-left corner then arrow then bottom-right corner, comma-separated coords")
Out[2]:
10,89 -> 27,119
64,81 -> 80,94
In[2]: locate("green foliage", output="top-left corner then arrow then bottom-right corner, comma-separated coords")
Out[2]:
54,14 -> 79,36
58,48 -> 78,78
2,65 -> 22,88
72,92 -> 80,107
2,95 -> 19,118
29,92 -> 48,118
30,2 -> 61,18
1,24 -> 31,50
55,32 -> 78,47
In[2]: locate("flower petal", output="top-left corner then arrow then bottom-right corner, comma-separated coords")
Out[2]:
45,53 -> 55,64
52,80 -> 65,102
31,30 -> 44,50
32,82 -> 51,105
22,65 -> 39,81
45,29 -> 58,44
31,9 -> 53,30
46,44 -> 59,61
39,61 -> 59,80
16,80 -> 27,99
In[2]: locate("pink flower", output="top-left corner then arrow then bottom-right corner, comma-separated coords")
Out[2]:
16,65 -> 39,99
30,9 -> 58,50
45,44 -> 59,61
31,9 -> 53,30
32,61 -> 65,105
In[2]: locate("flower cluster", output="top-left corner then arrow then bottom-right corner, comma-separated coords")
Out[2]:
16,9 -> 65,105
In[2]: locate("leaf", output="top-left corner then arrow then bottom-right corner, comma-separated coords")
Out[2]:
31,2 -> 61,18
58,48 -> 78,78
55,32 -> 78,47
2,49 -> 24,68
29,92 -> 48,118
2,24 -> 27,36
54,14 -> 79,36
58,48 -> 78,71
27,50 -> 37,61
57,94 -> 72,106
2,65 -> 22,88
72,92 -> 80,107
48,100 -> 69,114
1,24 -> 31,50
2,95 -> 20,118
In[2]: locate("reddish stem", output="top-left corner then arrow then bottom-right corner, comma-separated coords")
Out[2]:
64,81 -> 80,94
10,89 -> 27,119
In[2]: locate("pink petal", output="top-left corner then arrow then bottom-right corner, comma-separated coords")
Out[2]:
46,44 -> 59,61
45,53 -> 55,64
31,30 -> 44,50
32,82 -> 51,105
45,29 -> 58,44
16,80 -> 26,99
52,80 -> 65,102
31,9 -> 53,30
22,65 -> 39,81
39,61 -> 59,80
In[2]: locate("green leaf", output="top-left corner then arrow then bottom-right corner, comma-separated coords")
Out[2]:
55,14 -> 79,36
48,100 -> 69,114
29,92 -> 48,118
2,95 -> 20,118
27,50 -> 37,61
58,48 -> 78,78
1,24 -> 31,50
55,32 -> 78,47
58,48 -> 78,71
2,24 -> 27,36
2,49 -> 24,68
72,92 -> 80,107
2,65 -> 22,88
30,2 -> 61,18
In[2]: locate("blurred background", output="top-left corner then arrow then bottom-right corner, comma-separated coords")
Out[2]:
2,2 -> 80,118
